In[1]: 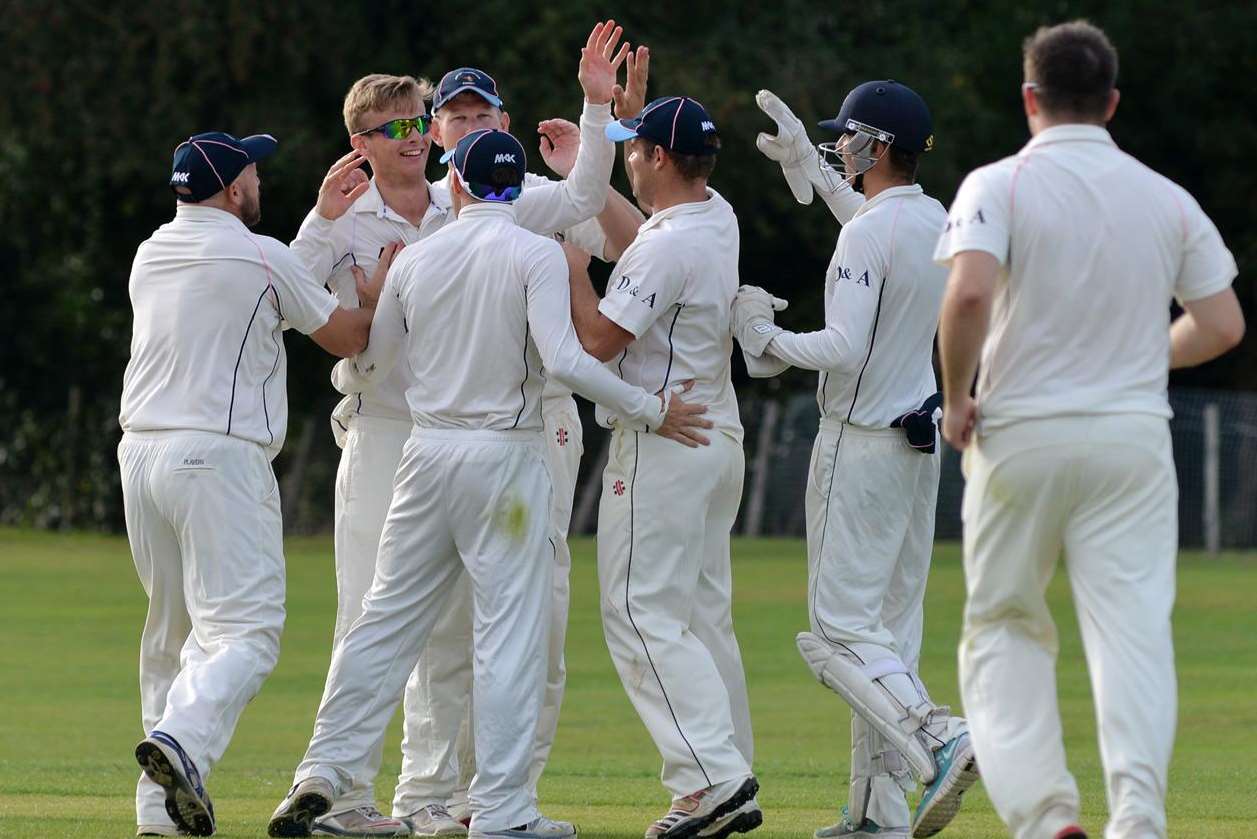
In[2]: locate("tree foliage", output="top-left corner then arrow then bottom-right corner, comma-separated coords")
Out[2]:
0,0 -> 1251,528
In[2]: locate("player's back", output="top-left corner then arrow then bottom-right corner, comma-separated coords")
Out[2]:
947,125 -> 1235,425
598,189 -> 742,442
387,203 -> 558,432
120,205 -> 315,455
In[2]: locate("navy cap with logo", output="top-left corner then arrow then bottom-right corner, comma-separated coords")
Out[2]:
605,96 -> 720,156
819,80 -> 934,153
433,67 -> 503,112
170,131 -> 277,202
439,128 -> 526,202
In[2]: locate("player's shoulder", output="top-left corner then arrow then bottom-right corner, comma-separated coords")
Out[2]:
960,155 -> 1022,193
523,171 -> 557,188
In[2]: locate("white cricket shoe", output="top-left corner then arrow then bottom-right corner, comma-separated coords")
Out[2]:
404,803 -> 468,836
910,732 -> 979,837
312,805 -> 412,836
468,815 -> 576,838
269,777 -> 336,837
134,732 -> 215,837
697,797 -> 762,838
814,806 -> 907,838
645,776 -> 759,839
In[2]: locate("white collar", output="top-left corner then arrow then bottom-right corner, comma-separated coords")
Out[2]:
853,183 -> 924,218
174,203 -> 247,229
455,201 -> 518,221
640,187 -> 724,234
1023,123 -> 1115,152
354,178 -> 450,225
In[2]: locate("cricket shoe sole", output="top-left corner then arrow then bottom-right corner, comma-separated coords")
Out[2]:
135,733 -> 215,837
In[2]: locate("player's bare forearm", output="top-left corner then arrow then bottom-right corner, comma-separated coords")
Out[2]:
567,259 -> 633,361
939,252 -> 998,410
1170,287 -> 1245,369
597,188 -> 646,260
310,306 -> 372,358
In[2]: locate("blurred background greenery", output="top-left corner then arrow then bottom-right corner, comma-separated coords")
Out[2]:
1,0 -> 1251,530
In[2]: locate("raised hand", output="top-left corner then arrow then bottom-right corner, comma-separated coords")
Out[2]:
755,89 -> 817,204
579,20 -> 630,106
538,118 -> 581,177
612,46 -> 650,120
315,150 -> 371,221
351,240 -> 403,309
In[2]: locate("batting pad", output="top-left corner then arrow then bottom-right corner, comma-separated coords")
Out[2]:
797,631 -> 937,783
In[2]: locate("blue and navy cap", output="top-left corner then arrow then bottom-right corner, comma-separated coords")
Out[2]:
433,67 -> 503,112
819,80 -> 934,153
439,128 -> 526,202
605,96 -> 720,156
170,131 -> 277,202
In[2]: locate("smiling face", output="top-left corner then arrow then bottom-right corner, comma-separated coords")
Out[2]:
432,91 -> 510,151
350,102 -> 430,186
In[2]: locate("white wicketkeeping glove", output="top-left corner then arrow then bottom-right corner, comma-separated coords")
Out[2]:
756,89 -> 866,225
755,89 -> 817,205
733,285 -> 789,357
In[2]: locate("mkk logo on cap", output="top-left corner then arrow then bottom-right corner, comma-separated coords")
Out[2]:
440,128 -> 526,202
605,96 -> 721,157
433,67 -> 503,112
169,131 -> 277,202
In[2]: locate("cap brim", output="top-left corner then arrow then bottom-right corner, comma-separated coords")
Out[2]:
817,118 -> 845,133
605,120 -> 641,143
240,134 -> 278,162
435,86 -> 502,110
438,148 -> 457,164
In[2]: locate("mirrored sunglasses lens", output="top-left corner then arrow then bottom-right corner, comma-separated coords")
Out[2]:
383,119 -> 412,140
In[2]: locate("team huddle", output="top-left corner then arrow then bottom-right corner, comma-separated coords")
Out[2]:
116,17 -> 1242,839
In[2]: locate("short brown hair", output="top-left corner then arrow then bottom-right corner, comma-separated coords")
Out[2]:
1023,21 -> 1118,120
342,74 -> 435,134
637,137 -> 720,182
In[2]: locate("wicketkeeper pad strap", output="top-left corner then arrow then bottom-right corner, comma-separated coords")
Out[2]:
797,631 -> 938,783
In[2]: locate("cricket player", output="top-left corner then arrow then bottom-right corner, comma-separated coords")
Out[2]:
119,131 -> 387,837
289,21 -> 643,836
268,128 -> 710,839
935,21 -> 1242,839
734,81 -> 976,839
563,95 -> 760,839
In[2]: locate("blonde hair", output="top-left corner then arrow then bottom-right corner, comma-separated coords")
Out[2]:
342,74 -> 435,134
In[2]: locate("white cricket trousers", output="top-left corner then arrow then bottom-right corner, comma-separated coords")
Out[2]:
597,429 -> 753,797
295,427 -> 553,832
118,431 -> 285,829
392,398 -> 583,815
328,413 -> 418,811
805,419 -> 940,828
959,414 -> 1178,839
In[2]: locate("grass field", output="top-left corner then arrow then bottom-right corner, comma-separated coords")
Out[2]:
1,529 -> 1254,838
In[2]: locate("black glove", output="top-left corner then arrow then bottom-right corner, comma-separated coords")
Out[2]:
891,392 -> 943,454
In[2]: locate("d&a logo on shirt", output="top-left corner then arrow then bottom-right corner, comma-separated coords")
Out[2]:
613,274 -> 656,308
835,266 -> 871,287
943,209 -> 986,232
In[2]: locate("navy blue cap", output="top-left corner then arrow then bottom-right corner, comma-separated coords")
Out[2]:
439,128 -> 526,202
819,80 -> 934,153
433,67 -> 503,112
606,96 -> 720,156
170,132 -> 277,202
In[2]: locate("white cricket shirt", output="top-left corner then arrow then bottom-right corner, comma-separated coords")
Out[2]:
120,204 -> 339,458
597,188 -> 743,442
293,100 -> 616,429
767,184 -> 948,427
331,202 -> 663,433
934,124 -> 1238,429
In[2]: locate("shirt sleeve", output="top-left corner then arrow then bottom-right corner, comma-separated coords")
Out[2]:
514,101 -> 615,236
525,240 -> 665,430
261,238 -> 339,335
767,224 -> 888,373
1173,191 -> 1238,303
331,266 -> 408,392
933,165 -> 1012,267
562,216 -> 610,262
597,237 -> 686,337
290,210 -> 357,305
